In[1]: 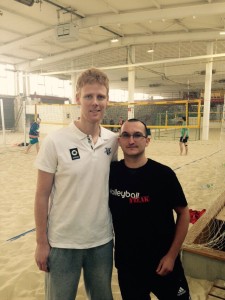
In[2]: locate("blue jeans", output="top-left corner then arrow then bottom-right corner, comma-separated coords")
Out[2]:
45,240 -> 113,300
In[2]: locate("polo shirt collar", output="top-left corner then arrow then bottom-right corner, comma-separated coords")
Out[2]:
69,122 -> 110,141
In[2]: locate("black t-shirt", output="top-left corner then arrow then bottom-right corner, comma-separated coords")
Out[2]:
109,159 -> 187,270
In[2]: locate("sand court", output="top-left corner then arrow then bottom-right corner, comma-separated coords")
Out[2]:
0,128 -> 225,300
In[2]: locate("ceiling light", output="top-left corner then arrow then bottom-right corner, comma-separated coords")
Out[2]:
220,31 -> 225,35
111,38 -> 119,43
147,49 -> 154,53
37,57 -> 43,61
14,0 -> 34,6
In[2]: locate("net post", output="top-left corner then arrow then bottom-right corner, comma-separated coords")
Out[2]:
0,98 -> 6,145
23,100 -> 27,147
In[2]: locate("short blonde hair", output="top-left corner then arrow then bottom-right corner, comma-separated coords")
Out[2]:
76,68 -> 109,97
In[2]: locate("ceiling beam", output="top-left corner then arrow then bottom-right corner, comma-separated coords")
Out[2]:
0,28 -> 54,54
16,30 -> 224,70
1,2 -> 224,59
33,52 -> 225,77
151,0 -> 161,9
76,2 -> 225,28
0,3 -> 50,26
100,0 -> 119,14
174,19 -> 189,32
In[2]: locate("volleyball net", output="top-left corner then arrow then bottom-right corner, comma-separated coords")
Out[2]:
0,98 -> 223,145
25,99 -> 202,138
183,107 -> 225,259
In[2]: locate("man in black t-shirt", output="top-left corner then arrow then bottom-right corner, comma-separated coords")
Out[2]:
109,118 -> 191,300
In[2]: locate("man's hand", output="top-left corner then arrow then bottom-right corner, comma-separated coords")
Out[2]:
155,254 -> 175,276
35,242 -> 51,272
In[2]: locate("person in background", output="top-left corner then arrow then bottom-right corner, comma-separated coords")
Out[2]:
109,118 -> 191,300
34,68 -> 118,300
25,117 -> 41,154
118,116 -> 124,126
179,116 -> 189,155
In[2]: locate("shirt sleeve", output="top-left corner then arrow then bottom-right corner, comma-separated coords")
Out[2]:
34,135 -> 58,174
166,168 -> 188,208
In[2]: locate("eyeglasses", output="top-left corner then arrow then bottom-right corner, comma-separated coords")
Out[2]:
119,132 -> 147,141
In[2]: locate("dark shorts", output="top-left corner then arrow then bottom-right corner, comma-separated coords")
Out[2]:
180,137 -> 189,143
117,258 -> 191,300
29,138 -> 39,145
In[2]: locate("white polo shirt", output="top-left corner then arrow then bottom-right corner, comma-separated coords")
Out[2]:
35,123 -> 118,249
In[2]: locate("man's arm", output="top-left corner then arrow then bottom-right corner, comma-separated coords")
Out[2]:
34,169 -> 54,272
156,206 -> 190,276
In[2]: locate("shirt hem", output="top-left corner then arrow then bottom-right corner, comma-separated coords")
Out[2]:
49,236 -> 113,249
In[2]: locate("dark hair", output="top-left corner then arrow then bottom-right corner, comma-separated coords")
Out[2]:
182,116 -> 186,121
122,118 -> 148,136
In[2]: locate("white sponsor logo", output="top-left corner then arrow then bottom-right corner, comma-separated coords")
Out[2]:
110,189 -> 140,199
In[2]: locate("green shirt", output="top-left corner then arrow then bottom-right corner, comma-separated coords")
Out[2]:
181,127 -> 189,137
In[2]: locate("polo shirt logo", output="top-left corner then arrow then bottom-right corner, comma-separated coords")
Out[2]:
104,147 -> 111,155
70,148 -> 80,160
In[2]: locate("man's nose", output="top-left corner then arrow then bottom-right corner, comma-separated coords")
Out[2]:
92,96 -> 99,104
128,135 -> 135,142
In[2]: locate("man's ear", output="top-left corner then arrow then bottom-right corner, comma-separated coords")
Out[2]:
76,93 -> 81,104
145,137 -> 150,147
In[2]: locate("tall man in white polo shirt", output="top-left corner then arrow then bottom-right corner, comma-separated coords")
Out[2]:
34,68 -> 118,300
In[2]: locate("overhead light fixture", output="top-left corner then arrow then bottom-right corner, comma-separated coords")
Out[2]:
220,31 -> 225,35
37,57 -> 43,61
14,0 -> 34,6
147,49 -> 154,53
111,38 -> 119,43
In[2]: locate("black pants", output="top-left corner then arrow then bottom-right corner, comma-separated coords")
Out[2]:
117,259 -> 191,300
